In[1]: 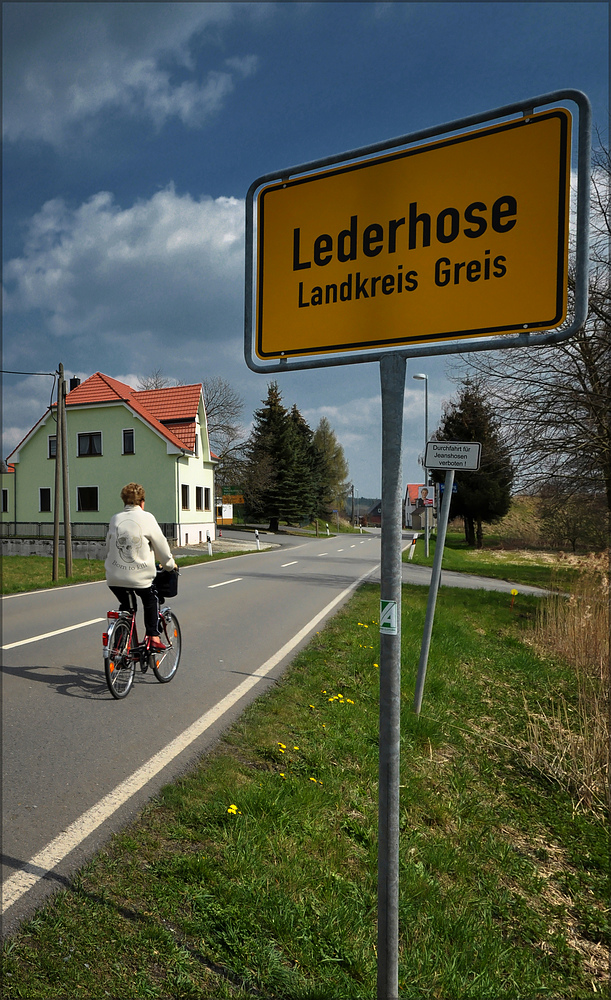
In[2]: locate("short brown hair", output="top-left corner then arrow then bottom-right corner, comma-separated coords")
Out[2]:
121,482 -> 145,505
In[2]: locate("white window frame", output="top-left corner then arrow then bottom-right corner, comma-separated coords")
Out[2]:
122,428 -> 135,455
77,431 -> 103,457
39,487 -> 52,512
48,435 -> 57,459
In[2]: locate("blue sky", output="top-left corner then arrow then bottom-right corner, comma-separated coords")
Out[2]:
2,2 -> 608,498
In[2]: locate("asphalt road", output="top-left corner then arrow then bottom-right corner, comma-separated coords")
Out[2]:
1,532 -> 546,935
2,532 -> 385,934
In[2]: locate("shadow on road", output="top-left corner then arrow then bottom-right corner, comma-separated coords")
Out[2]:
1,661 -> 111,699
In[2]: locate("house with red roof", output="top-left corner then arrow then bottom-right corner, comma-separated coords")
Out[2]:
4,372 -> 217,546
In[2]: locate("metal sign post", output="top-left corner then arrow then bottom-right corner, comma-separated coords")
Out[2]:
413,441 -> 482,715
377,353 -> 406,1000
413,468 -> 455,716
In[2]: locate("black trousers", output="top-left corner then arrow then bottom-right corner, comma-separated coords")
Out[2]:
109,584 -> 159,636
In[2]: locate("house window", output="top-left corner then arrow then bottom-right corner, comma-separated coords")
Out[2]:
181,485 -> 190,510
78,432 -> 102,456
204,487 -> 211,511
2,488 -> 9,513
122,429 -> 135,454
77,486 -> 99,511
196,486 -> 203,511
48,435 -> 57,459
39,487 -> 52,512
194,431 -> 199,457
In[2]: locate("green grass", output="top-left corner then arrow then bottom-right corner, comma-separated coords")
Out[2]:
405,532 -> 582,589
2,583 -> 608,998
0,551 -> 259,595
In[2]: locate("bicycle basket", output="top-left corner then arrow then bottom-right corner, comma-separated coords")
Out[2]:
156,567 -> 179,598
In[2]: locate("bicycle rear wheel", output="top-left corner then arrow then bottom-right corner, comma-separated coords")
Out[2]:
151,611 -> 181,683
105,620 -> 135,699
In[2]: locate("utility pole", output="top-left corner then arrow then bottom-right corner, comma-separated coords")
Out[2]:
52,369 -> 62,581
58,364 -> 73,577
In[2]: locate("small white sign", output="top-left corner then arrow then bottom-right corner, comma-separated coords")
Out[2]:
425,441 -> 481,470
380,600 -> 398,636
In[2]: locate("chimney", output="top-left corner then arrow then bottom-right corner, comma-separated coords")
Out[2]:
69,377 -> 81,392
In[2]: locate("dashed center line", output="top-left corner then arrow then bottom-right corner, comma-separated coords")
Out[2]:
208,578 -> 242,589
2,618 -> 105,650
317,552 -> 328,557
337,548 -> 344,552
281,561 -> 298,567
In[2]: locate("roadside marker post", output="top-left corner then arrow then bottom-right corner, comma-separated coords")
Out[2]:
244,90 -> 590,1000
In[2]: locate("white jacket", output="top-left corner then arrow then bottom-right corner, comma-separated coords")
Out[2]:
105,505 -> 176,589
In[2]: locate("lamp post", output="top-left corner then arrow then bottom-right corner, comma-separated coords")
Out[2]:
413,373 -> 430,557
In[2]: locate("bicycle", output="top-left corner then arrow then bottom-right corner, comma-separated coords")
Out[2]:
103,593 -> 181,700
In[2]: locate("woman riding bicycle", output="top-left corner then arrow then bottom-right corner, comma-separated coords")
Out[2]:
105,482 -> 176,653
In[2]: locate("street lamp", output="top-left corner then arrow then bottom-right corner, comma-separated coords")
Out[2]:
412,373 -> 430,556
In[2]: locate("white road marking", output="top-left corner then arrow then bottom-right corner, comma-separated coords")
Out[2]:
281,561 -> 298,567
208,578 -> 242,589
2,618 -> 105,650
317,552 -> 328,557
2,560 -> 379,914
337,548 -> 344,552
1,580 -> 105,600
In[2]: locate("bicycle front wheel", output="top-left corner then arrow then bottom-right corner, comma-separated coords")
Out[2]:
105,620 -> 135,699
152,612 -> 181,683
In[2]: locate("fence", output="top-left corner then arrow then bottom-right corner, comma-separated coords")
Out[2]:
0,522 -> 179,544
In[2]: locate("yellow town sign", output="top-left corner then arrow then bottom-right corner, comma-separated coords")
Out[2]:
255,108 -> 571,360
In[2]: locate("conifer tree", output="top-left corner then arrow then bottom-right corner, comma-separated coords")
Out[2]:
243,383 -> 319,530
312,416 -> 350,516
432,379 -> 514,547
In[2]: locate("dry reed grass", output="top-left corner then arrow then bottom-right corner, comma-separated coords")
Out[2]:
526,553 -> 610,815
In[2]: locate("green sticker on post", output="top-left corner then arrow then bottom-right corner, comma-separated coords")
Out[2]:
380,600 -> 398,635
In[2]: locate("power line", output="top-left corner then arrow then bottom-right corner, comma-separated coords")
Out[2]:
1,369 -> 56,376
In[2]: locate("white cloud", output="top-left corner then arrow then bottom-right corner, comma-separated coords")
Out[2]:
3,185 -> 245,341
3,3 -> 260,144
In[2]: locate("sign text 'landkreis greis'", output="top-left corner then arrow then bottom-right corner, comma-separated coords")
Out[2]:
255,109 -> 570,359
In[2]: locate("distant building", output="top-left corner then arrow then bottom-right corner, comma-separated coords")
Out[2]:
3,372 -> 217,546
364,500 -> 382,526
